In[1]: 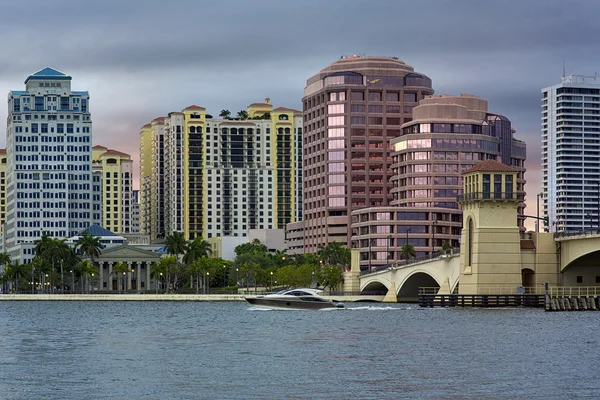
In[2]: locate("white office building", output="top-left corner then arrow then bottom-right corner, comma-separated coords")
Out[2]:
5,67 -> 98,262
542,74 -> 600,232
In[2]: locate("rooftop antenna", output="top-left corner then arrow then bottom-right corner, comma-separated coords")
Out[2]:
562,59 -> 566,78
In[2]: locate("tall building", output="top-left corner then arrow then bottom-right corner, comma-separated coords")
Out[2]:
351,94 -> 526,268
300,56 -> 434,253
0,149 -> 7,228
542,74 -> 600,232
131,189 -> 140,233
140,99 -> 303,241
91,146 -> 133,234
5,68 -> 97,262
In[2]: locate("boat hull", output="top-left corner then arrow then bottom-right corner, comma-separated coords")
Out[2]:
245,297 -> 343,310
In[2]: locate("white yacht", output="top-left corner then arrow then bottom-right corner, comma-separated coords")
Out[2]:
245,288 -> 344,310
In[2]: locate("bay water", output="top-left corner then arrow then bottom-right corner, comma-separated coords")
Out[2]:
0,301 -> 598,399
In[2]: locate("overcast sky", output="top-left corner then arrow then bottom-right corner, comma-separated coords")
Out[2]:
1,0 -> 599,229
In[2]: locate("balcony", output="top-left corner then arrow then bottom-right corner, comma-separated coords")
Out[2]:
457,192 -> 525,202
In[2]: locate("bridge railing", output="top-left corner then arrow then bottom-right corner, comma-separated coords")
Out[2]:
360,249 -> 460,276
553,230 -> 600,239
419,286 -> 546,295
548,286 -> 600,297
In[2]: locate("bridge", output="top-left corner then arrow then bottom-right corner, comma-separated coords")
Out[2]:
357,230 -> 600,302
554,231 -> 600,286
359,254 -> 460,302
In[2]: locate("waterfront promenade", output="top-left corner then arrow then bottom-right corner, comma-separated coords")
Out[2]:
0,293 -> 383,302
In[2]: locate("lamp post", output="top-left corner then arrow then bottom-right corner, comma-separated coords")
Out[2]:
222,265 -> 227,288
91,273 -> 94,293
159,272 -> 163,294
206,272 -> 210,294
235,268 -> 239,286
536,192 -> 542,233
122,272 -> 126,294
386,234 -> 392,267
405,228 -> 411,261
432,217 -> 437,256
270,271 -> 273,290
368,238 -> 372,271
131,268 -> 135,291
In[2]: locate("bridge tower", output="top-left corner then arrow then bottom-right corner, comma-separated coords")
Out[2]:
458,160 -> 522,294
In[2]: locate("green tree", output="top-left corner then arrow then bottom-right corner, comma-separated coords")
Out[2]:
112,261 -> 129,293
150,261 -> 166,294
234,239 -> 268,257
164,232 -> 189,293
219,109 -> 231,119
76,260 -> 97,294
0,252 -> 11,294
158,256 -> 177,293
401,243 -> 416,260
42,239 -> 71,292
75,232 -> 103,266
442,243 -> 452,254
4,261 -> 27,293
237,110 -> 249,120
316,264 -> 344,292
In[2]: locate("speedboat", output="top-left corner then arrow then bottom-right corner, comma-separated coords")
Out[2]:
245,288 -> 344,310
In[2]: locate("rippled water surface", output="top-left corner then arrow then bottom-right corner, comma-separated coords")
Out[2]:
0,301 -> 599,399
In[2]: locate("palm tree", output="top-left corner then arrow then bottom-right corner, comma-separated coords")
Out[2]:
149,262 -> 166,294
184,237 -> 212,265
219,109 -> 231,119
112,261 -> 129,293
442,243 -> 452,255
237,110 -> 249,120
43,239 -> 71,292
76,260 -> 97,294
4,261 -> 27,293
157,256 -> 176,293
0,252 -> 11,293
401,243 -> 417,261
75,232 -> 103,266
164,232 -> 188,294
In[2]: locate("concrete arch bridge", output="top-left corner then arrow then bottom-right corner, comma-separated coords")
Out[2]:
359,255 -> 460,302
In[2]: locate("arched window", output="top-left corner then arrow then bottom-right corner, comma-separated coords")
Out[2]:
468,218 -> 473,266
189,126 -> 196,133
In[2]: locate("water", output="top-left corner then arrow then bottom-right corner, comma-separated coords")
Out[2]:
0,301 -> 598,399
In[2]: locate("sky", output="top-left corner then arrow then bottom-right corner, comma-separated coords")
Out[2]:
1,0 -> 599,230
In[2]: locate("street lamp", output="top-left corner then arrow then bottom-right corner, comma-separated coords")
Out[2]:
206,272 -> 210,294
386,234 -> 392,267
432,217 -> 438,256
123,272 -> 126,293
131,269 -> 135,291
91,273 -> 94,293
159,272 -> 163,294
270,271 -> 273,290
222,265 -> 227,288
536,192 -> 542,233
405,228 -> 411,261
235,268 -> 239,286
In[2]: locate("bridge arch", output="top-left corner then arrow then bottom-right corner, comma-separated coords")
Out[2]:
561,249 -> 600,286
361,279 -> 389,294
397,270 -> 440,302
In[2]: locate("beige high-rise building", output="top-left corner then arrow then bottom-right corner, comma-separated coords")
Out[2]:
140,100 -> 303,241
92,145 -> 134,234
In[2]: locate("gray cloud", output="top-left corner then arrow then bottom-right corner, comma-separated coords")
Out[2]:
1,0 -> 600,230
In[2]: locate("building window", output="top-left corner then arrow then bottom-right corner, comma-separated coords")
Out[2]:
576,276 -> 583,284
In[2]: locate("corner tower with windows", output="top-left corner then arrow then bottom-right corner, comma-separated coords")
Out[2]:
458,160 -> 522,294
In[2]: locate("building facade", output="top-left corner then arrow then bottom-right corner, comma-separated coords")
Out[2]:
91,146 -> 134,234
351,94 -> 527,269
542,74 -> 600,232
140,99 -> 303,241
300,56 -> 435,253
5,68 -> 98,262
